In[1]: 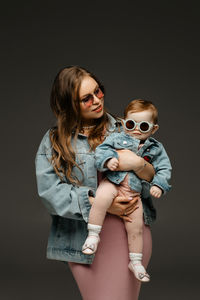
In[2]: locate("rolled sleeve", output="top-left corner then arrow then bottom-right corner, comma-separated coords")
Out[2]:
35,152 -> 92,222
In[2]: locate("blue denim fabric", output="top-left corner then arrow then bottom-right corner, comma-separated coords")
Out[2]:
35,114 -> 117,264
95,130 -> 172,226
35,115 -> 171,264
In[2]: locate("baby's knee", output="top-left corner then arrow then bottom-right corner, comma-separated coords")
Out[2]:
96,180 -> 118,198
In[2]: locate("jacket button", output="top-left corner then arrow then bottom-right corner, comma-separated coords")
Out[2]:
123,141 -> 127,144
147,148 -> 150,151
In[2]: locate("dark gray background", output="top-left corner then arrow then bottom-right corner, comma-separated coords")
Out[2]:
1,1 -> 199,299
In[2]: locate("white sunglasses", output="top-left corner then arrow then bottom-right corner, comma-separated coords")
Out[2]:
123,119 -> 155,133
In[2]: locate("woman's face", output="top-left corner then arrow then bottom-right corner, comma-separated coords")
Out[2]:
79,76 -> 104,125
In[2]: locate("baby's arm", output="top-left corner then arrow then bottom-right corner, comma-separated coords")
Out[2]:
150,143 -> 172,195
150,185 -> 162,198
95,133 -> 119,171
106,157 -> 119,171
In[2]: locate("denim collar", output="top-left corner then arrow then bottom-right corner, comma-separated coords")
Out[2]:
107,113 -> 121,132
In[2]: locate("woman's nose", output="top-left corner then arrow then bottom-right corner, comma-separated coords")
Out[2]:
93,95 -> 101,104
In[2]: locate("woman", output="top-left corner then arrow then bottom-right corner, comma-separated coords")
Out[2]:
35,66 -> 154,300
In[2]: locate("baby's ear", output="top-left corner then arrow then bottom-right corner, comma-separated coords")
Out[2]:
152,124 -> 159,135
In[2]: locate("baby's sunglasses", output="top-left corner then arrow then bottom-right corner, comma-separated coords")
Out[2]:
123,119 -> 155,133
80,87 -> 104,107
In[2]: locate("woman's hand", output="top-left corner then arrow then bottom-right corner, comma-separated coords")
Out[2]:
116,149 -> 143,171
107,194 -> 140,222
116,149 -> 155,182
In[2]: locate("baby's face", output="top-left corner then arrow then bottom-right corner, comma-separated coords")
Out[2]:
125,110 -> 158,141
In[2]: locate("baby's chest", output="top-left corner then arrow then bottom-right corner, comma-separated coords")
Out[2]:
112,137 -> 138,152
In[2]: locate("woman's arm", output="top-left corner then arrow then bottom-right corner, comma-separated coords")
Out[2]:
35,132 -> 93,222
116,149 -> 155,182
35,151 -> 93,222
95,133 -> 154,182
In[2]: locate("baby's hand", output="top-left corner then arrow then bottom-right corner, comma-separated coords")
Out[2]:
150,186 -> 162,198
107,157 -> 119,171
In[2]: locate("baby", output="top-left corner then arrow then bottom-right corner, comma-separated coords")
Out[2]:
82,99 -> 172,282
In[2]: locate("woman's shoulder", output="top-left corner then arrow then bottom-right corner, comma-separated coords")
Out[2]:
107,114 -> 123,133
107,113 -> 121,126
36,128 -> 53,155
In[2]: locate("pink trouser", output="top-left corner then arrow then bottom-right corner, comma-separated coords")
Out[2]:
69,214 -> 152,300
89,176 -> 143,253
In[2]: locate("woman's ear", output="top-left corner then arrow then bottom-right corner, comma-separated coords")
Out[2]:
152,124 -> 159,135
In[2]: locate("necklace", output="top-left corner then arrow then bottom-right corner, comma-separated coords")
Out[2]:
82,125 -> 96,129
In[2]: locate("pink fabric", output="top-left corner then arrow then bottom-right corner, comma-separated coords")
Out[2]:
69,214 -> 152,300
117,174 -> 140,198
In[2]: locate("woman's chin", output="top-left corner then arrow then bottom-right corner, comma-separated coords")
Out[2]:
93,108 -> 104,119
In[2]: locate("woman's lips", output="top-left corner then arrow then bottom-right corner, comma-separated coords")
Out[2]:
93,105 -> 103,112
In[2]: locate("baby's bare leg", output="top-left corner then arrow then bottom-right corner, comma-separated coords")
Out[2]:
82,179 -> 118,255
89,178 -> 118,226
124,199 -> 150,282
124,198 -> 144,253
118,173 -> 150,282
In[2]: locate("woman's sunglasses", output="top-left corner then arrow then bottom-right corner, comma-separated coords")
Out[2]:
123,119 -> 155,133
80,87 -> 104,107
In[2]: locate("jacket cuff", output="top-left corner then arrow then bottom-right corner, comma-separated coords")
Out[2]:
77,186 -> 93,222
151,179 -> 171,195
98,156 -> 115,172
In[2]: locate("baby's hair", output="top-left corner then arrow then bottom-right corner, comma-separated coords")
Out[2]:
124,99 -> 158,124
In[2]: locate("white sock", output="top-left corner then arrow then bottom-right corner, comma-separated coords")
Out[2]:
129,252 -> 150,282
88,223 -> 102,237
129,253 -> 146,274
129,252 -> 143,264
82,224 -> 102,255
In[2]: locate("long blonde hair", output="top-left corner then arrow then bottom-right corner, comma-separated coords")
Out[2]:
49,66 -> 109,185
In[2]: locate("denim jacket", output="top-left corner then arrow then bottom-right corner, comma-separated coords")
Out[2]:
35,115 -> 166,264
95,131 -> 172,196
